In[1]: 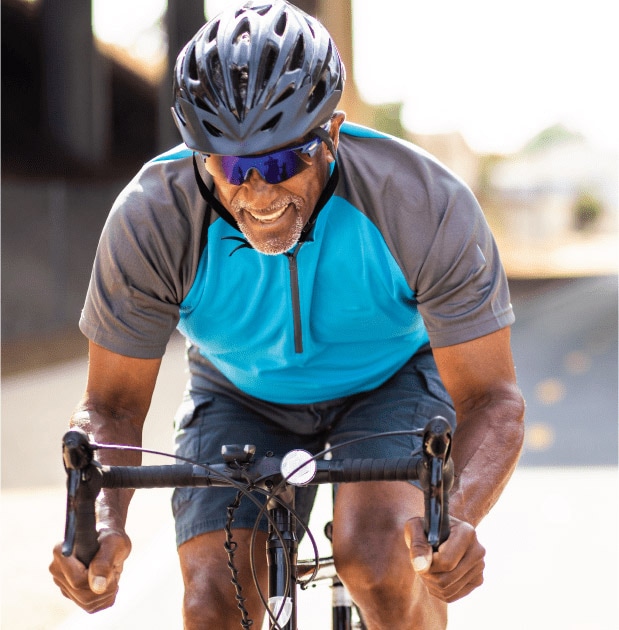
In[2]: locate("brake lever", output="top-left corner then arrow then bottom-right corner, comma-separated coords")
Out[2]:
420,417 -> 454,551
61,428 -> 102,566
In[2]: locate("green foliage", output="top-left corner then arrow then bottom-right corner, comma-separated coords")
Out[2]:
371,103 -> 405,139
573,191 -> 603,231
522,124 -> 585,153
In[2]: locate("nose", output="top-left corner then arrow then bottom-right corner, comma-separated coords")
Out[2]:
244,167 -> 270,187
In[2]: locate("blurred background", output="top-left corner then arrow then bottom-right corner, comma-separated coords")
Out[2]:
1,1 -> 617,629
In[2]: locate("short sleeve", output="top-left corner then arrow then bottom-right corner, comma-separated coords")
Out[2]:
79,156 -> 206,358
415,184 -> 514,347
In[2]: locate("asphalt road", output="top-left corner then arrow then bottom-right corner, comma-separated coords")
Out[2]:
509,275 -> 618,466
2,275 -> 617,629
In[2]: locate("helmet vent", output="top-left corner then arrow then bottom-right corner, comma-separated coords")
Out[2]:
274,12 -> 287,36
194,95 -> 216,115
260,112 -> 282,132
253,5 -> 272,17
202,120 -> 223,137
208,53 -> 224,91
232,18 -> 251,45
259,45 -> 278,88
188,49 -> 199,81
206,20 -> 219,42
270,86 -> 295,108
307,78 -> 326,113
231,66 -> 250,119
288,35 -> 305,71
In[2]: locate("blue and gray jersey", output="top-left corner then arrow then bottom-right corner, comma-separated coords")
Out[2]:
80,122 -> 514,404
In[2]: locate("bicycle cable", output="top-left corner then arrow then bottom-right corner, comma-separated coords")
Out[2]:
225,489 -> 254,629
86,428 -> 431,630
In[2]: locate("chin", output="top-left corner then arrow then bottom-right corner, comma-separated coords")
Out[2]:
245,234 -> 300,256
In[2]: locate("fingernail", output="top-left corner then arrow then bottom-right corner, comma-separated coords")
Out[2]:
413,556 -> 429,572
91,576 -> 107,593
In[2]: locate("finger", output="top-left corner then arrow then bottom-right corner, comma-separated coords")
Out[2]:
50,547 -> 89,590
428,519 -> 480,573
425,560 -> 485,603
423,542 -> 486,602
50,540 -> 121,612
88,530 -> 130,595
404,516 -> 433,573
53,572 -> 118,612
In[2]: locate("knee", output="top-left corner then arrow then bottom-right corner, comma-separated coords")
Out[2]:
335,550 -> 402,604
333,518 -> 410,598
182,566 -> 234,626
179,530 -> 267,629
334,535 -> 447,630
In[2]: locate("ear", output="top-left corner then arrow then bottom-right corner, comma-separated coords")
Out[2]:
326,111 -> 346,162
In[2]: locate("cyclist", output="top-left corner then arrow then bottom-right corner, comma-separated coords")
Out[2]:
49,1 -> 525,628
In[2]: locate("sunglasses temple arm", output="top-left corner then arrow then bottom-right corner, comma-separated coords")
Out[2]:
313,127 -> 337,160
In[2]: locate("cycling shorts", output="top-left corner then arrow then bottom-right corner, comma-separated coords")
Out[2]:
171,345 -> 455,547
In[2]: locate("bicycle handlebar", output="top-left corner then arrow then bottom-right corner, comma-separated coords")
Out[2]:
60,416 -> 453,566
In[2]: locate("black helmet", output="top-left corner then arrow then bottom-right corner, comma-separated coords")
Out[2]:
171,0 -> 345,156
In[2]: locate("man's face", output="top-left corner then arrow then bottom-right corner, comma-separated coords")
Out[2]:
204,113 -> 344,255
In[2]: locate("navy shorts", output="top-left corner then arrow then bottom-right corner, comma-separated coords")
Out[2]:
171,346 -> 455,547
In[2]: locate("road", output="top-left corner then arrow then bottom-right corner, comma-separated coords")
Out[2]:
1,276 -> 617,629
509,275 -> 618,466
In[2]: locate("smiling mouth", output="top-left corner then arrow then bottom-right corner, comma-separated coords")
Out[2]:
246,203 -> 291,224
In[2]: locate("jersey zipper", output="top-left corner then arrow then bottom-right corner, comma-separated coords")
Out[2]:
285,245 -> 303,354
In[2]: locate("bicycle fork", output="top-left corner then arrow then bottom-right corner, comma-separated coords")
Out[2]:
266,487 -> 298,630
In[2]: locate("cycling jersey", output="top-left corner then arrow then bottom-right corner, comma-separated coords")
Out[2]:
80,122 -> 514,404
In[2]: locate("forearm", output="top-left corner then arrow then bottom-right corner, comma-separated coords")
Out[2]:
71,402 -> 145,531
449,387 -> 525,527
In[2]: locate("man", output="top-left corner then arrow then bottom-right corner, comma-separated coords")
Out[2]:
49,1 -> 525,628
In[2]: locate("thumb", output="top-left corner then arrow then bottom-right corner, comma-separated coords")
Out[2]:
404,516 -> 433,574
87,529 -> 129,594
88,572 -> 109,594
88,552 -> 115,594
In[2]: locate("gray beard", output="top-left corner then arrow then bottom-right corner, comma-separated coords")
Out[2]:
232,194 -> 305,256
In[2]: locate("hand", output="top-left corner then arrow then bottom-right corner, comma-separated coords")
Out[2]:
49,528 -> 131,613
404,516 -> 485,603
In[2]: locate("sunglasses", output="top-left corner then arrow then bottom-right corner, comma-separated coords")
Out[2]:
206,135 -> 326,186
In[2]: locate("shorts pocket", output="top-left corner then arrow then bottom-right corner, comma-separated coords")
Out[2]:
413,352 -> 454,409
172,396 -> 214,511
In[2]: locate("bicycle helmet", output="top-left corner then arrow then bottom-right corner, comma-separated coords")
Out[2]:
171,0 -> 345,156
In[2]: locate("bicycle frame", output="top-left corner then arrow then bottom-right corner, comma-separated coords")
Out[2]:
60,417 -> 453,630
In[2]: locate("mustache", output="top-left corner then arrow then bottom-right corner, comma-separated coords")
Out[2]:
231,193 -> 304,215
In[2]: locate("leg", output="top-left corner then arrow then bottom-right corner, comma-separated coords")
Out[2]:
325,347 -> 455,629
171,382 -> 324,629
332,482 -> 447,630
179,528 -> 268,630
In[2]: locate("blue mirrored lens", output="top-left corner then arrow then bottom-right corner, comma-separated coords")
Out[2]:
220,137 -> 322,185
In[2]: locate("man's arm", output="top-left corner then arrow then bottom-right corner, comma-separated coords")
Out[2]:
433,325 -> 525,526
49,341 -> 162,613
405,326 -> 525,602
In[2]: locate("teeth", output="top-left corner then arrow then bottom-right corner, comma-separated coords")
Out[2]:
249,206 -> 287,222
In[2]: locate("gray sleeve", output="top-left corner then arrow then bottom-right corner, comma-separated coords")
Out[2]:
339,134 -> 514,349
415,181 -> 514,348
79,158 -> 205,358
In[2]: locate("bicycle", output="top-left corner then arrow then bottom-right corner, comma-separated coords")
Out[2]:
60,416 -> 453,630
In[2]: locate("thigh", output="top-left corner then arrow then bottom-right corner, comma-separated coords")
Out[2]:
327,347 -> 455,463
172,391 -> 322,547
327,348 -> 453,571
